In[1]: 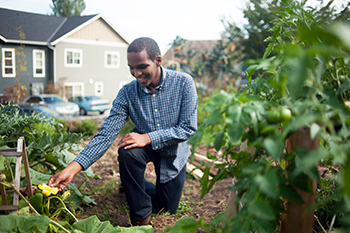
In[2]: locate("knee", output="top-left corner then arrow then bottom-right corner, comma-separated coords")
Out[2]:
118,147 -> 130,163
118,146 -> 146,165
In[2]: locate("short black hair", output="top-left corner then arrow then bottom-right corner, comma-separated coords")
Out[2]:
127,37 -> 161,61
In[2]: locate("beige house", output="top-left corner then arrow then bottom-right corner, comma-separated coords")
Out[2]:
0,8 -> 131,103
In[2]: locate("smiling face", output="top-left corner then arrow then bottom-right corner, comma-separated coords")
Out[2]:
127,50 -> 162,93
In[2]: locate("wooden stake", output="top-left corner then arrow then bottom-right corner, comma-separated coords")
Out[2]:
283,127 -> 319,233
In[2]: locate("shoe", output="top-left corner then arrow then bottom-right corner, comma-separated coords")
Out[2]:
132,215 -> 151,226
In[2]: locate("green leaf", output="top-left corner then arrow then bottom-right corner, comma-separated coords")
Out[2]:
254,168 -> 279,198
227,123 -> 244,143
72,215 -> 153,233
310,123 -> 320,140
170,217 -> 200,233
286,53 -> 311,100
214,130 -> 225,151
248,199 -> 275,221
280,185 -> 303,203
0,215 -> 51,233
28,167 -> 52,185
263,136 -> 284,159
29,193 -> 44,214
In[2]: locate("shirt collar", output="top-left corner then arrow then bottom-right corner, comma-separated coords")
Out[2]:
141,66 -> 166,93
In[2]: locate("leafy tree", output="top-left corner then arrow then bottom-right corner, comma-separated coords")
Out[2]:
50,0 -> 86,17
227,0 -> 350,61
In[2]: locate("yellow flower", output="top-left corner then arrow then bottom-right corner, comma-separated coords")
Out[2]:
38,183 -> 58,196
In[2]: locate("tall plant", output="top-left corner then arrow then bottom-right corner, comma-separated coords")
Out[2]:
185,0 -> 350,232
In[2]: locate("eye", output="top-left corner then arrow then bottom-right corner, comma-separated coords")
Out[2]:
138,64 -> 148,69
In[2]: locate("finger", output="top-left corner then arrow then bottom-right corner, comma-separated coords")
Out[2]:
48,176 -> 57,187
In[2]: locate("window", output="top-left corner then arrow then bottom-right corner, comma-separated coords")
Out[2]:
95,82 -> 103,96
31,82 -> 44,95
2,48 -> 16,77
105,51 -> 120,69
64,82 -> 84,99
65,49 -> 83,67
33,50 -> 45,77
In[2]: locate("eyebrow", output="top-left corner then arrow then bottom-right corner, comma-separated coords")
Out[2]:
128,63 -> 149,69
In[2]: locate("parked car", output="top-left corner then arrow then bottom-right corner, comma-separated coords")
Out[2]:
68,95 -> 111,115
22,94 -> 79,116
20,104 -> 74,121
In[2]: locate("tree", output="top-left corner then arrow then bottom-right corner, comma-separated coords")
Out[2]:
225,0 -> 350,61
50,0 -> 86,17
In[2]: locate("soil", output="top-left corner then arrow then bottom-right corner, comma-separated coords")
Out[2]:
71,136 -> 232,233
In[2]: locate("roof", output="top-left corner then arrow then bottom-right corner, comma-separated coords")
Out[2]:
0,7 -> 128,45
163,40 -> 219,62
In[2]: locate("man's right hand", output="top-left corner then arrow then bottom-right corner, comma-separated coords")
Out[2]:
48,161 -> 83,192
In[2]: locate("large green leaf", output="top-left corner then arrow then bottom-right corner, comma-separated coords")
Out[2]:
72,215 -> 153,233
29,193 -> 44,214
170,217 -> 200,233
248,199 -> 275,221
263,136 -> 284,159
0,215 -> 51,233
28,167 -> 51,185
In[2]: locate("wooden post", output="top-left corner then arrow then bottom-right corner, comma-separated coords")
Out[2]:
282,127 -> 319,233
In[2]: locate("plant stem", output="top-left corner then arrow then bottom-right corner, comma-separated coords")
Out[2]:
328,215 -> 336,233
2,181 -> 70,233
314,214 -> 327,233
49,196 -> 79,222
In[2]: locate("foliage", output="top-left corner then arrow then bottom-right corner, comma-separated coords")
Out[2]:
0,104 -> 98,219
67,119 -> 99,136
0,214 -> 153,233
50,0 -> 86,17
223,0 -> 350,62
184,1 -> 350,232
168,35 -> 240,93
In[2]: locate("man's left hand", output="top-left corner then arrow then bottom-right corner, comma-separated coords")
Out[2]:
118,132 -> 151,150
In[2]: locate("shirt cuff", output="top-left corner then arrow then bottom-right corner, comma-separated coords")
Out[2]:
73,154 -> 92,170
148,132 -> 161,150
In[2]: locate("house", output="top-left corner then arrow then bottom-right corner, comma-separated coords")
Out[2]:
0,7 -> 131,103
162,40 -> 219,70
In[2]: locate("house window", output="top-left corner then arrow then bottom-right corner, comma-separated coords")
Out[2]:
65,49 -> 83,67
105,51 -> 120,69
95,82 -> 103,96
33,50 -> 45,77
31,82 -> 44,95
64,82 -> 84,99
2,48 -> 16,77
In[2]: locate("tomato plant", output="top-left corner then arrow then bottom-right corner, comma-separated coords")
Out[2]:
185,1 -> 350,232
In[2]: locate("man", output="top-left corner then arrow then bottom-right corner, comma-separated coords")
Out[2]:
48,37 -> 198,226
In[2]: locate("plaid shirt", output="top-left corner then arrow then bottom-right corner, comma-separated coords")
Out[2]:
74,67 -> 198,183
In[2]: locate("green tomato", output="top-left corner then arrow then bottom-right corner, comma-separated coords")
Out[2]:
280,108 -> 292,122
267,110 -> 281,123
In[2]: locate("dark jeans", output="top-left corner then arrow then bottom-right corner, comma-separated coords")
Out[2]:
118,145 -> 186,223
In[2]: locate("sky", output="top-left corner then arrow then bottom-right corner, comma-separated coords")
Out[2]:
0,0 -> 249,55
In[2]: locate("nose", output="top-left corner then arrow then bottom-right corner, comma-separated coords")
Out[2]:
132,69 -> 142,77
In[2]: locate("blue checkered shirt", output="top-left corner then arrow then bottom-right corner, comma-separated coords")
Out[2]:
74,67 -> 198,183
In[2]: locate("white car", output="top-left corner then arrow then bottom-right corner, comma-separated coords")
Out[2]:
22,94 -> 79,116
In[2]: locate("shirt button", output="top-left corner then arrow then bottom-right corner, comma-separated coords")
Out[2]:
153,94 -> 156,97
156,146 -> 158,149
154,109 -> 158,112
157,124 -> 160,127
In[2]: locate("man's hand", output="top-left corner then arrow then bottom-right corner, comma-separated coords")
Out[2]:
48,161 -> 83,192
118,132 -> 151,150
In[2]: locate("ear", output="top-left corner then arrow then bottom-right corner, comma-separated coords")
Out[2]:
155,55 -> 162,67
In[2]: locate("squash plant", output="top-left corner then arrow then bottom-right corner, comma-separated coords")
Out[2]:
185,1 -> 350,232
